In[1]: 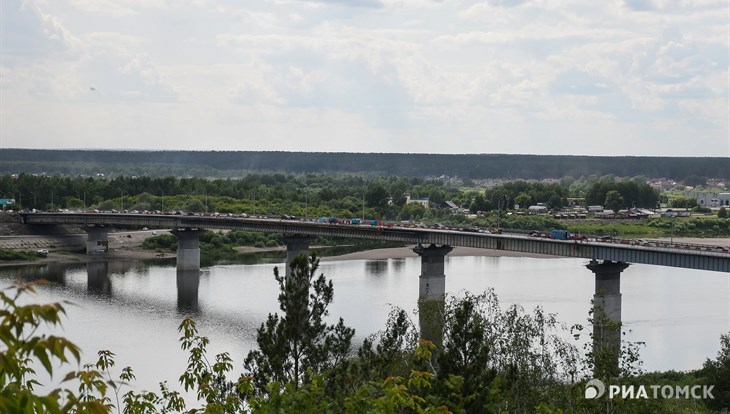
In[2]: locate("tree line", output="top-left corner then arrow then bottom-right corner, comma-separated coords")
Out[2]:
0,173 -> 661,220
1,149 -> 728,180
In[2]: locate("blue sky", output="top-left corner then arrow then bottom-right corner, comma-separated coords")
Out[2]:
1,0 -> 728,156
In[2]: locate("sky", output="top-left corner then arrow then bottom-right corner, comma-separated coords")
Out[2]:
1,0 -> 728,156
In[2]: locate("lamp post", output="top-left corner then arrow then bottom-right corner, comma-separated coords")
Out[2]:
30,192 -> 36,210
354,193 -> 365,220
300,185 -> 319,220
251,190 -> 256,216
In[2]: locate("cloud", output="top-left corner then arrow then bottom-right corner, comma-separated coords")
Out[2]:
0,0 -> 81,63
300,0 -> 384,8
1,0 -> 727,155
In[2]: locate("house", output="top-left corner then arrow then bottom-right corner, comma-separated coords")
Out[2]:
405,194 -> 429,209
687,192 -> 730,207
444,200 -> 467,214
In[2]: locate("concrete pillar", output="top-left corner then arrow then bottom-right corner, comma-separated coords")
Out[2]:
87,261 -> 111,295
177,269 -> 200,313
413,243 -> 453,347
171,228 -> 204,271
283,235 -> 315,277
586,259 -> 629,375
85,226 -> 108,254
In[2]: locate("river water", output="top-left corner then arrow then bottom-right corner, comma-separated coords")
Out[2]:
1,251 -> 728,398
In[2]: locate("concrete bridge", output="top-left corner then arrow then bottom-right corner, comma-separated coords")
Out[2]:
20,212 -> 730,371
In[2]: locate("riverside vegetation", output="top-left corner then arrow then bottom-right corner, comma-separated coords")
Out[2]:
4,173 -> 729,239
1,254 -> 728,413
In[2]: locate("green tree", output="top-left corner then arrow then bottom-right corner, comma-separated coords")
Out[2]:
718,207 -> 728,218
514,192 -> 532,209
243,253 -> 355,392
604,190 -> 625,212
365,183 -> 389,210
682,175 -> 707,187
700,332 -> 730,411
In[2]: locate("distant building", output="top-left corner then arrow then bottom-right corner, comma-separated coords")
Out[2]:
686,191 -> 730,207
405,194 -> 429,209
528,205 -> 548,215
444,200 -> 467,214
566,198 -> 585,207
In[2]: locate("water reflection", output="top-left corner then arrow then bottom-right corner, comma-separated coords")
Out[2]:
365,260 -> 387,275
177,269 -> 200,314
87,261 -> 111,296
1,263 -> 69,285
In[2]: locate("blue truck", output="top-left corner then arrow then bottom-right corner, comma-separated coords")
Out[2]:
550,229 -> 571,240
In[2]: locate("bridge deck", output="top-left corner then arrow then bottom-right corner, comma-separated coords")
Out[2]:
20,213 -> 730,273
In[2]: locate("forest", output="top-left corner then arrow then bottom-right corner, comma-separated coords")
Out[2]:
3,172 -> 729,238
1,149 -> 728,180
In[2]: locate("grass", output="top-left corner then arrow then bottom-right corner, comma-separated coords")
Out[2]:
0,249 -> 45,261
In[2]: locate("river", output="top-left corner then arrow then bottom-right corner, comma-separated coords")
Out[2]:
1,251 -> 728,400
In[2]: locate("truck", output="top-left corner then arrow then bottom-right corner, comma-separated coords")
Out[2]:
550,229 -> 571,240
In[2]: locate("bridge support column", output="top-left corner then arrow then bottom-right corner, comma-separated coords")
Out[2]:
171,228 -> 204,271
85,226 -> 108,254
283,235 -> 315,277
414,243 -> 453,348
586,259 -> 629,375
177,269 -> 200,313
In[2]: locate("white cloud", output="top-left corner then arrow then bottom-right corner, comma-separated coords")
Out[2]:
1,0 -> 727,156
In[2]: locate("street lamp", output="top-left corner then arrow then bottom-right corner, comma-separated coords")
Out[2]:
300,185 -> 319,220
354,193 -> 365,220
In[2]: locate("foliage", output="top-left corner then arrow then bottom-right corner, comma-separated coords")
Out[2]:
243,253 -> 355,393
699,332 -> 730,411
604,190 -> 625,212
3,149 -> 729,179
0,249 -> 45,262
719,207 -> 728,219
682,175 -> 707,188
585,178 -> 659,209
670,197 -> 698,208
1,275 -> 723,413
141,234 -> 177,251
